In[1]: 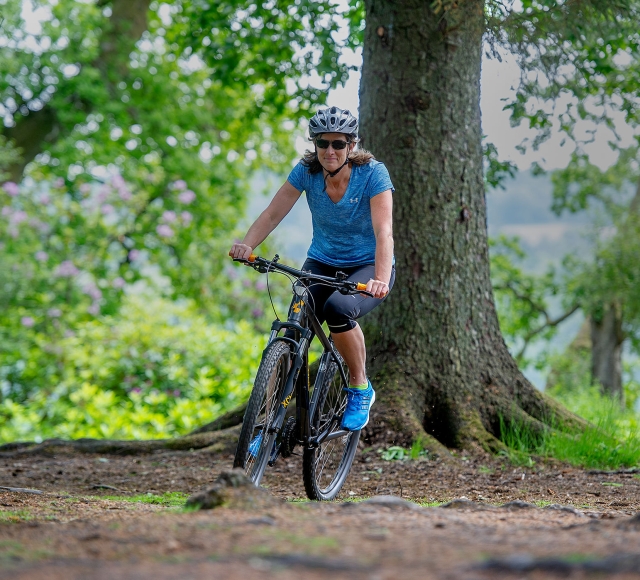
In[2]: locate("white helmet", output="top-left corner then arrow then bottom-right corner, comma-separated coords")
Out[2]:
309,107 -> 358,138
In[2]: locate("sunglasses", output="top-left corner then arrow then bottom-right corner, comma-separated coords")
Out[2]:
315,138 -> 349,150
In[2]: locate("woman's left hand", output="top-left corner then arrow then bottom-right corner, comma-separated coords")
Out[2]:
366,279 -> 389,299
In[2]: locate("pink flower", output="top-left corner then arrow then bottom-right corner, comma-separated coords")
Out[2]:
112,277 -> 126,289
255,280 -> 267,291
80,183 -> 91,194
83,283 -> 102,301
251,308 -> 264,318
47,308 -> 62,318
87,303 -> 100,315
178,190 -> 196,204
21,316 -> 35,327
118,187 -> 132,201
10,210 -> 27,225
39,193 -> 51,204
162,210 -> 177,223
242,278 -> 252,288
181,211 -> 193,225
172,180 -> 187,190
156,224 -> 174,237
54,260 -> 79,277
111,175 -> 125,188
173,389 -> 181,397
128,249 -> 140,262
35,251 -> 48,262
1,207 -> 11,217
101,204 -> 115,215
3,182 -> 19,197
131,387 -> 142,394
54,178 -> 65,188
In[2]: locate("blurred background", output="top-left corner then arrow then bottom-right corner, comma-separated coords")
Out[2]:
1,0 -> 639,456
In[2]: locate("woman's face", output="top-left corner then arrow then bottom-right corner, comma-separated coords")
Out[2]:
315,132 -> 355,173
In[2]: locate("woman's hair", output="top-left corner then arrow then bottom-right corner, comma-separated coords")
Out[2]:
301,137 -> 375,174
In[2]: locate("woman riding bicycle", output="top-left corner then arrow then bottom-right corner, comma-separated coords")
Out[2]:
229,106 -> 395,432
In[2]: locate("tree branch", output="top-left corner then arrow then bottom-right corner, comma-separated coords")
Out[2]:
516,303 -> 581,361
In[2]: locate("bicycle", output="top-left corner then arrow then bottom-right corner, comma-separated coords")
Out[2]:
231,253 -> 372,500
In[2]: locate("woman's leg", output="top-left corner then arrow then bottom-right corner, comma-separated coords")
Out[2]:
323,264 -> 395,383
330,323 -> 367,385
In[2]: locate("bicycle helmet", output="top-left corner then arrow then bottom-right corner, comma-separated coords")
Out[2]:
308,107 -> 358,139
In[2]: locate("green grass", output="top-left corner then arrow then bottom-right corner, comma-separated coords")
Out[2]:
0,509 -> 33,523
498,390 -> 640,470
97,491 -> 189,507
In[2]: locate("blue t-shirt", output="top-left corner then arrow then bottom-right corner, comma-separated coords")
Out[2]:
287,159 -> 394,267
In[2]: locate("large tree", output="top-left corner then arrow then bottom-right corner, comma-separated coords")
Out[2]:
357,0 -> 639,450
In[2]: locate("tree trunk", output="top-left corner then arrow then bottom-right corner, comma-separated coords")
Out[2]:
590,303 -> 624,403
358,0 -> 582,451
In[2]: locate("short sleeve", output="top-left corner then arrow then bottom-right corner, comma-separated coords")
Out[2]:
368,162 -> 395,197
287,161 -> 308,193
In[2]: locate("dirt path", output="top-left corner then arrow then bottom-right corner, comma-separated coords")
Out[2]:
1,446 -> 640,579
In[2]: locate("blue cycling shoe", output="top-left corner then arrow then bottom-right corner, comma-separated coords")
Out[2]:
248,431 -> 278,461
341,380 -> 376,431
248,432 -> 263,458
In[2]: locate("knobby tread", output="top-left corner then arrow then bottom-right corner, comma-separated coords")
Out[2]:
233,340 -> 291,477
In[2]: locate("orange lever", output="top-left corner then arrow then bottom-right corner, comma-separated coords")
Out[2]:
247,254 -> 257,262
356,283 -> 367,291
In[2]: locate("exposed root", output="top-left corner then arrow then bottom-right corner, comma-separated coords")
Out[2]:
189,403 -> 247,434
458,410 -> 507,455
522,390 -> 588,433
0,426 -> 240,458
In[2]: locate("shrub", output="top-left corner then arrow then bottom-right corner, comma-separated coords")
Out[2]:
0,294 -> 266,441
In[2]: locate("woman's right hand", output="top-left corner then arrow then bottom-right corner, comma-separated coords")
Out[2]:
228,242 -> 253,260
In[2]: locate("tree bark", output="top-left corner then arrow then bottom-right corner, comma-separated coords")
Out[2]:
590,303 -> 624,403
2,0 -> 151,182
358,0 -> 582,450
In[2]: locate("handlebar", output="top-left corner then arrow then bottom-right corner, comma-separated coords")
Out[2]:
229,252 -> 378,297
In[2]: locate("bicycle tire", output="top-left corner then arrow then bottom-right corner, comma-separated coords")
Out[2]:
234,340 -> 290,486
303,349 -> 360,500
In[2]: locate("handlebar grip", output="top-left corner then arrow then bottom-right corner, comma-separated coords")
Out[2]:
356,283 -> 367,291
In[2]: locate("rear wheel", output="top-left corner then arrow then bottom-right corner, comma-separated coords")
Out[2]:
303,349 -> 360,500
234,340 -> 290,486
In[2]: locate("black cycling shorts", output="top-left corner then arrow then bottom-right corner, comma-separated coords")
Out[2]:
299,258 -> 396,334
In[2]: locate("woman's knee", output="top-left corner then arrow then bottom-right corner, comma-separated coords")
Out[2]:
323,296 -> 357,334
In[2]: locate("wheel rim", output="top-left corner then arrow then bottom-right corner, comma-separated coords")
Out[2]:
244,355 -> 287,480
313,361 -> 352,494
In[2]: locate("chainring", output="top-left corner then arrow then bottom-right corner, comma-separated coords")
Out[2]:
279,417 -> 298,458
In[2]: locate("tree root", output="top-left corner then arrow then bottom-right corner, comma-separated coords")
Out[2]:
0,426 -> 240,458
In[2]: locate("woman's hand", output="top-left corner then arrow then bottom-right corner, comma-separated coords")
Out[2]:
366,279 -> 389,299
228,243 -> 253,260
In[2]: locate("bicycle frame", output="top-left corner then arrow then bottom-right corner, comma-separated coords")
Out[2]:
263,286 -> 350,456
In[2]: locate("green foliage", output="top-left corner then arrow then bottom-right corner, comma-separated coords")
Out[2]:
493,0 -> 640,149
484,140 -> 517,190
378,440 -> 429,461
499,387 -> 640,469
0,294 -> 266,441
551,146 -> 640,352
490,235 -> 571,365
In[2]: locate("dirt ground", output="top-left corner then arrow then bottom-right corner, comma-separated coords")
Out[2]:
1,444 -> 640,579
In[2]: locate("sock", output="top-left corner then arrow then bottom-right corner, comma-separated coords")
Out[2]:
349,382 -> 368,390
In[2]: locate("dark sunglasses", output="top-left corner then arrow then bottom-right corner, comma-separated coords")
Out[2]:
315,138 -> 349,150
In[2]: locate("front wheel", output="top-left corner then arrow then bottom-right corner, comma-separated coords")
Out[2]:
234,340 -> 290,486
303,349 -> 360,500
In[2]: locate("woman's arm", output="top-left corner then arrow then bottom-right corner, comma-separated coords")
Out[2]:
229,181 -> 302,259
369,189 -> 394,298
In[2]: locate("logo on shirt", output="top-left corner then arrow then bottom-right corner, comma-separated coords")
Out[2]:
349,198 -> 358,203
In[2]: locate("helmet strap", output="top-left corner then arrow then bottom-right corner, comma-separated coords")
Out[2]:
321,157 -> 351,192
